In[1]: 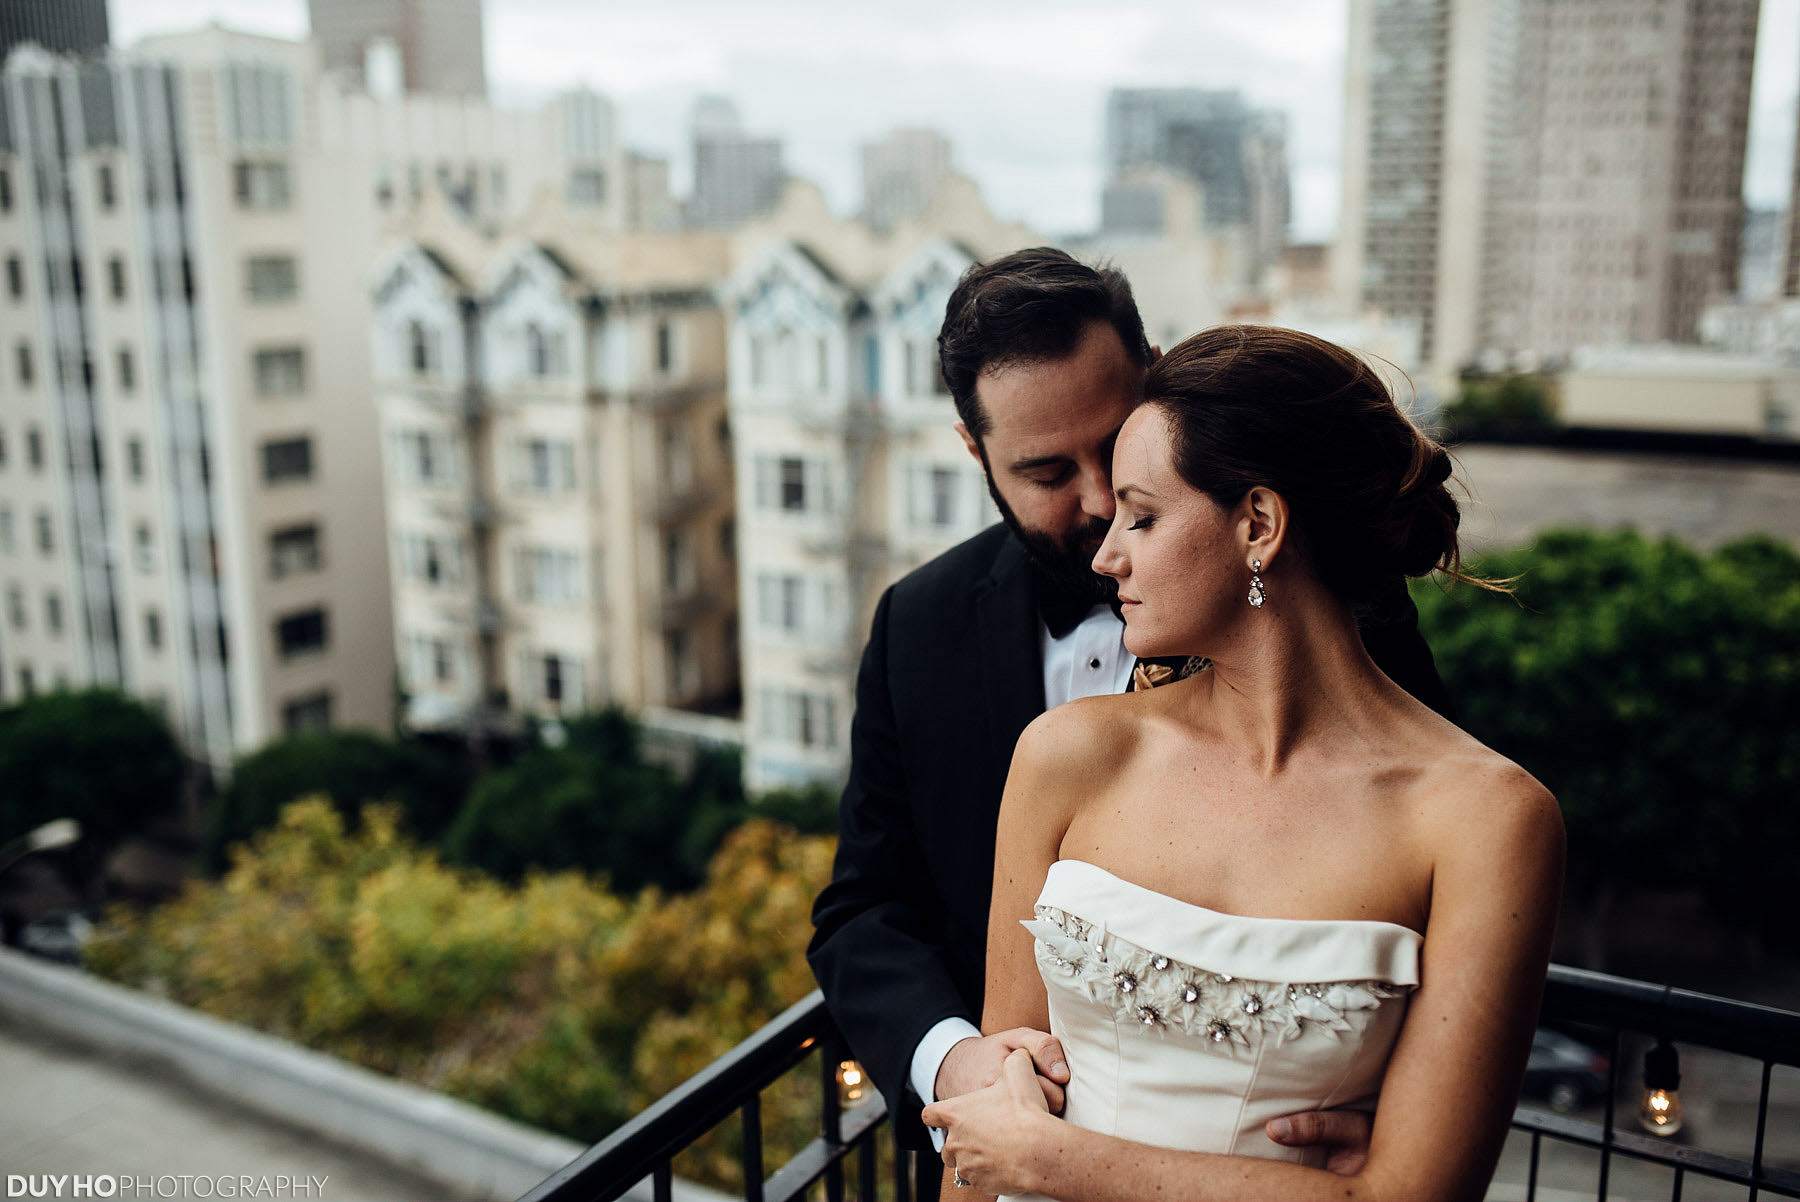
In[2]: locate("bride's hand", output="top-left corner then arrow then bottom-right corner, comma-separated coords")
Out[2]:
923,1049 -> 1059,1196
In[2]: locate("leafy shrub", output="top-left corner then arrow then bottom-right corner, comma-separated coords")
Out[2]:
0,689 -> 183,864
89,798 -> 835,1190
1442,372 -> 1557,436
1412,529 -> 1800,950
444,710 -> 748,894
202,730 -> 467,871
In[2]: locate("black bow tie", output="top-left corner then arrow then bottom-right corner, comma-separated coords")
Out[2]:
1038,578 -> 1122,639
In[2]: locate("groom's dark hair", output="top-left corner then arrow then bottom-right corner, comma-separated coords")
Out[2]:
937,247 -> 1152,441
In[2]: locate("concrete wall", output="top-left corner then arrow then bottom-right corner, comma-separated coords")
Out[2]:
1453,443 -> 1800,553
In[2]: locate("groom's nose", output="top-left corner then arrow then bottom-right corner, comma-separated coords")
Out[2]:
1078,460 -> 1115,523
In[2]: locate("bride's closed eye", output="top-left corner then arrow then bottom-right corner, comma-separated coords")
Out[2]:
1128,515 -> 1156,531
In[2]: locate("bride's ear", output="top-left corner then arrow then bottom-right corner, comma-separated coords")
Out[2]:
1241,486 -> 1290,569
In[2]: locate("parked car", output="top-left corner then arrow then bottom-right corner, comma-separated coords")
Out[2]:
1521,1026 -> 1611,1113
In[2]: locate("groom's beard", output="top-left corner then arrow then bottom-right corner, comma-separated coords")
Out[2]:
980,463 -> 1117,608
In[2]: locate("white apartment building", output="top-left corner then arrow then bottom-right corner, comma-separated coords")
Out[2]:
372,199 -> 738,731
1338,0 -> 1759,378
0,27 -> 657,767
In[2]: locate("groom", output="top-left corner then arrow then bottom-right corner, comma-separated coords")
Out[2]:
806,248 -> 1451,1195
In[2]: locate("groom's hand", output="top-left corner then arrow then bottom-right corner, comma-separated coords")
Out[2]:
935,1029 -> 1070,1113
1267,1109 -> 1374,1175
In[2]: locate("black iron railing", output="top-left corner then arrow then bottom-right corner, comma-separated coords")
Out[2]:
521,965 -> 1800,1202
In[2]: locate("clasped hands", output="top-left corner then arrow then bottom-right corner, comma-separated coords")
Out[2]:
923,1032 -> 1373,1196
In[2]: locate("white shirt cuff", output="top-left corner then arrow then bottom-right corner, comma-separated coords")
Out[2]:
911,1017 -> 981,1153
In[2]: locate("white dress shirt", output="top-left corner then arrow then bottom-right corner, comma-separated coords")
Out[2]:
910,603 -> 1131,1143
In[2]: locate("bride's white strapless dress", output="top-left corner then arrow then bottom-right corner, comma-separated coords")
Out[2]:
1001,860 -> 1422,1201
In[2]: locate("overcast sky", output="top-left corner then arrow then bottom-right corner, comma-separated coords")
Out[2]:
113,0 -> 1800,241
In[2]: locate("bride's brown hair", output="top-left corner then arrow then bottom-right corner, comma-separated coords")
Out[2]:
1144,325 -> 1500,603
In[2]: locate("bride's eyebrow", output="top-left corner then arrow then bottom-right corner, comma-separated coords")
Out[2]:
1116,483 -> 1160,502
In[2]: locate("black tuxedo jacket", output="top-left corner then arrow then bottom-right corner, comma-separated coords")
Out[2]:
805,524 -> 1451,1147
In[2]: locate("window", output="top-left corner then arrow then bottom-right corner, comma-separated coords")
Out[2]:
26,427 -> 42,470
399,532 -> 462,587
408,321 -> 436,375
6,256 -> 20,299
405,634 -> 458,688
254,347 -> 306,396
133,522 -> 154,571
0,504 -> 11,551
527,651 -> 583,711
6,586 -> 24,630
35,509 -> 53,555
282,692 -> 333,733
665,629 -> 696,699
127,437 -> 144,482
144,608 -> 163,651
0,168 -> 11,211
262,437 -> 313,483
108,256 -> 125,300
662,529 -> 694,595
269,523 -> 321,578
17,665 -> 34,696
911,465 -> 963,530
0,428 -> 6,468
758,687 -> 838,750
17,342 -> 33,387
44,591 -> 62,636
394,429 -> 456,486
517,437 -> 575,494
656,319 -> 674,374
757,572 -> 837,635
275,608 -> 328,658
98,163 -> 116,210
525,324 -> 565,378
753,455 -> 831,515
234,160 -> 292,209
513,545 -> 582,605
246,255 -> 297,302
117,347 -> 134,393
568,167 -> 606,206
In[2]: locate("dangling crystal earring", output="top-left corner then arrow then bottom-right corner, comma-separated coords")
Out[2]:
1247,558 -> 1266,609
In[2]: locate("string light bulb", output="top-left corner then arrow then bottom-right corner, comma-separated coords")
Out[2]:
1638,1037 -> 1683,1137
836,1059 -> 868,1108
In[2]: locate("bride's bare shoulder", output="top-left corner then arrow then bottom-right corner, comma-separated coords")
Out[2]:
1007,693 -> 1145,802
1412,735 -> 1563,864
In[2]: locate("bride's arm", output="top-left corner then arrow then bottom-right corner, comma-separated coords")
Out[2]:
930,760 -> 1565,1202
943,702 -> 1119,1201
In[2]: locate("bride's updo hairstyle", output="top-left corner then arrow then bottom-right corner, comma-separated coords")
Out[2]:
1144,325 -> 1491,605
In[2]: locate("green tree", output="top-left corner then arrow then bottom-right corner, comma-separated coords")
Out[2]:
444,710 -> 748,893
0,689 -> 184,874
1411,529 -> 1800,959
1441,373 -> 1558,437
203,730 -> 466,871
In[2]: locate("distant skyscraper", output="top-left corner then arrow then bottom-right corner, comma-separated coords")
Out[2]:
687,97 -> 786,230
1339,0 -> 1759,371
1,0 -> 108,59
307,0 -> 486,97
1786,68 -> 1800,298
861,127 -> 953,231
1104,88 -> 1290,272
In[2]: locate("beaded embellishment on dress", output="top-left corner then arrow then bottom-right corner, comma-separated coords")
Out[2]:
1025,905 -> 1412,1050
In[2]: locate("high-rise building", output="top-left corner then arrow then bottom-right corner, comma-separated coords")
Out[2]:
861,127 -> 953,232
0,28 -> 641,766
307,0 -> 486,97
1785,68 -> 1800,299
1,0 -> 108,60
1339,0 -> 1759,374
371,210 -> 738,732
687,98 -> 787,230
1103,88 -> 1290,276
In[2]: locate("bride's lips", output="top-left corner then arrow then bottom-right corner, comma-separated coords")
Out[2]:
1118,595 -> 1141,613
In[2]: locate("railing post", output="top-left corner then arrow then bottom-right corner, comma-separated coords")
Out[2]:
821,1037 -> 845,1202
742,1093 -> 764,1202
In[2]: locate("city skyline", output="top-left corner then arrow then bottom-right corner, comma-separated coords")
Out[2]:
104,0 -> 1800,241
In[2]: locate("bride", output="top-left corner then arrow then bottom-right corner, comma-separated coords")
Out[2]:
922,325 -> 1564,1202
